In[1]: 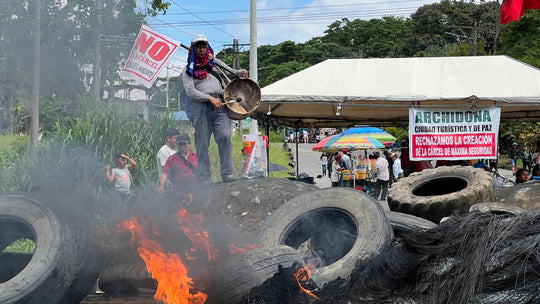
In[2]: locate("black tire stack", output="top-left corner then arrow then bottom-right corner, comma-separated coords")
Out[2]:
0,191 -> 101,304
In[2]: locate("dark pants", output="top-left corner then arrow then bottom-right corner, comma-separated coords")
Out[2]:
374,179 -> 389,200
522,158 -> 531,172
191,100 -> 233,183
111,190 -> 129,221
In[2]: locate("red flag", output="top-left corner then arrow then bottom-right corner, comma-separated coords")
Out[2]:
523,0 -> 540,9
500,0 -> 540,24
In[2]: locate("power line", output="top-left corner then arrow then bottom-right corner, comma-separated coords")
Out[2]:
168,0 -> 237,42
152,16 -> 195,37
154,7 -> 418,27
162,0 -> 426,15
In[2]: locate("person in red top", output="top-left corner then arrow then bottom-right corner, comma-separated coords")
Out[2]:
159,133 -> 198,194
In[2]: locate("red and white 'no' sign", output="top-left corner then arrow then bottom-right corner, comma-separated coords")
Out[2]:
121,25 -> 180,88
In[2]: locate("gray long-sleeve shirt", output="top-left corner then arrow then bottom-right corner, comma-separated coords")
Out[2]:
182,58 -> 240,102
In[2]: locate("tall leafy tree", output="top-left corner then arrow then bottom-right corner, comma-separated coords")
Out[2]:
407,0 -> 500,56
322,16 -> 413,58
498,10 -> 540,68
0,0 -> 144,133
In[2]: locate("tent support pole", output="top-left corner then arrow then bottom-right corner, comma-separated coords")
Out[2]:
296,123 -> 299,177
266,114 -> 270,177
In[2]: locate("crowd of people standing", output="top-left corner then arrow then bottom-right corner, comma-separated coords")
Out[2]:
510,141 -> 540,184
322,147 -> 404,201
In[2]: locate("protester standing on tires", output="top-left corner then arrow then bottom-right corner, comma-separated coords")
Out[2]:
373,151 -> 390,200
182,34 -> 248,184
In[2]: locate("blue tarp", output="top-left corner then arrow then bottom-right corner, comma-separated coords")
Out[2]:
171,111 -> 189,121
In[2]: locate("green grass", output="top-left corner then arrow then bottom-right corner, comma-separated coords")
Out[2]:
3,238 -> 35,254
208,129 -> 292,180
0,134 -> 18,149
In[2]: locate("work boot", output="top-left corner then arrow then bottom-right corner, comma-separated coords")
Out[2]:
222,174 -> 235,182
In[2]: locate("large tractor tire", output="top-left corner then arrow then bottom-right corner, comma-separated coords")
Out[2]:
388,166 -> 495,223
255,188 -> 392,287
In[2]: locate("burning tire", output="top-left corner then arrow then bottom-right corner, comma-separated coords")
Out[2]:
469,202 -> 525,215
386,211 -> 438,235
388,166 -> 495,223
255,188 -> 392,287
98,262 -> 156,294
0,191 -> 99,304
207,245 -> 305,304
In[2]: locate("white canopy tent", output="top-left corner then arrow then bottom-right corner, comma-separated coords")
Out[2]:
255,56 -> 540,127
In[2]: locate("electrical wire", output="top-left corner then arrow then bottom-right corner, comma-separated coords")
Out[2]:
168,0 -> 237,42
162,0 -> 426,15
156,7 -> 419,26
146,0 -> 434,49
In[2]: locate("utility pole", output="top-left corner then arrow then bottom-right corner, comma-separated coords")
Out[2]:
473,20 -> 478,56
223,39 -> 250,137
249,0 -> 258,135
31,0 -> 40,148
493,0 -> 501,53
445,23 -> 478,56
223,39 -> 249,70
233,39 -> 239,69
93,0 -> 102,98
166,64 -> 169,109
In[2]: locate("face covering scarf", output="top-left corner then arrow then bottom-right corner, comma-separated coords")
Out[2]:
186,44 -> 214,79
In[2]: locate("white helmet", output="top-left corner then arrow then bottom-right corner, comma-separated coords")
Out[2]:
191,34 -> 208,46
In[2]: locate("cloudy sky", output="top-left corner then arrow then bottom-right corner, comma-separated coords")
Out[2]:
137,0 -> 440,75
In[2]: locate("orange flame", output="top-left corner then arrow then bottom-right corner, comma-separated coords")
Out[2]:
228,243 -> 260,255
177,207 -> 218,263
118,217 -> 207,304
294,260 -> 321,300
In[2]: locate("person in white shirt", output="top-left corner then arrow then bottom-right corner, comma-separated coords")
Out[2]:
374,152 -> 390,200
157,128 -> 180,179
320,152 -> 328,176
331,154 -> 344,187
391,153 -> 404,182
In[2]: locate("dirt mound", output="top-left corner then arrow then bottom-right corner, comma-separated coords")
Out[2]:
203,177 -> 320,236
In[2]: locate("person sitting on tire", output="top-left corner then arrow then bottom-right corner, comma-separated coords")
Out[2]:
515,168 -> 530,184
